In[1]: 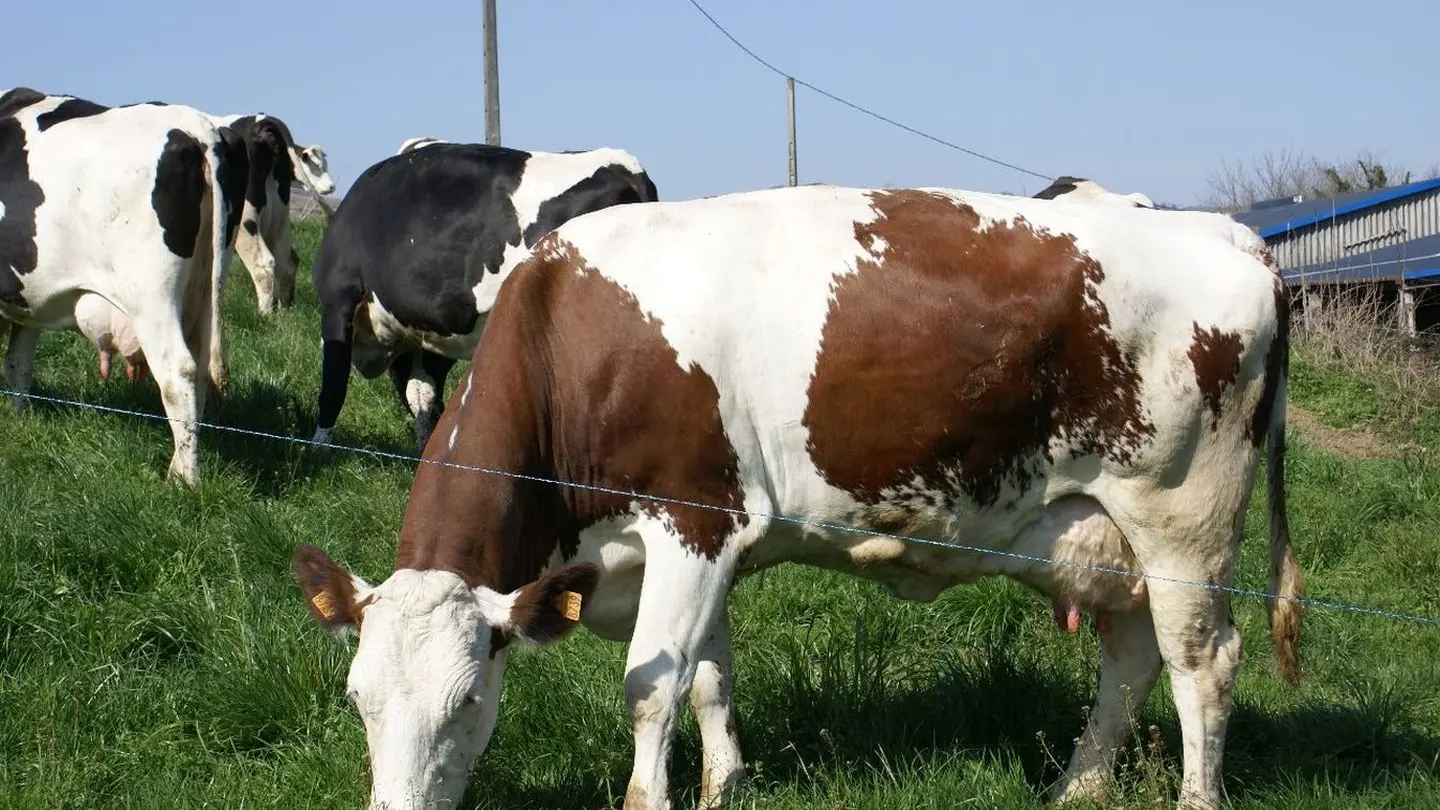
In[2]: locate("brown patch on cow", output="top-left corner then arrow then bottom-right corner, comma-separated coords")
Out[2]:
394,236 -> 746,653
292,543 -> 371,629
541,241 -> 749,560
802,189 -> 1154,508
1249,278 -> 1290,447
1188,322 -> 1244,428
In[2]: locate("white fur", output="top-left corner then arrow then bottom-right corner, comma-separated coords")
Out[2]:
2,94 -> 232,485
396,136 -> 446,154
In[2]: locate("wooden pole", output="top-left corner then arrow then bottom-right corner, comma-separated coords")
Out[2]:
786,76 -> 797,187
484,0 -> 501,146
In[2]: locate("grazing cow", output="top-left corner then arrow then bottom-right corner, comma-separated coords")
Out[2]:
1034,175 -> 1156,208
309,142 -> 659,453
0,87 -> 244,485
292,184 -> 1304,810
209,112 -> 336,313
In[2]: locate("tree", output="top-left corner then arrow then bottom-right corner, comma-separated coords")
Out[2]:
1202,148 -> 1439,212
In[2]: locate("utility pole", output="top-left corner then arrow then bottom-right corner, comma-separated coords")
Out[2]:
483,0 -> 501,145
786,76 -> 797,186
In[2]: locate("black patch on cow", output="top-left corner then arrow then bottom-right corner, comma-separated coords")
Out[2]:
214,128 -> 249,249
522,165 -> 660,247
223,115 -> 296,212
1032,175 -> 1087,200
36,98 -> 108,131
312,143 -> 530,342
0,116 -> 45,309
0,87 -> 47,119
152,129 -> 206,259
243,220 -> 258,235
309,143 -> 659,438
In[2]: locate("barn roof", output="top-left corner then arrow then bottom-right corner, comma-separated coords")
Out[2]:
1232,176 -> 1440,239
1280,231 -> 1440,286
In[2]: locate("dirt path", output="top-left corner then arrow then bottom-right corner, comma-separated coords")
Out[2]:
1286,403 -> 1400,460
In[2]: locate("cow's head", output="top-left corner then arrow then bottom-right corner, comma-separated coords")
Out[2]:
293,544 -> 598,810
292,144 -> 336,197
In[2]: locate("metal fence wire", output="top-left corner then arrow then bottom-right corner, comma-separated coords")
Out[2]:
3,385 -> 1438,630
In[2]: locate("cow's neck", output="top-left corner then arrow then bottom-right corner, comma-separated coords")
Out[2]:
391,353 -> 570,596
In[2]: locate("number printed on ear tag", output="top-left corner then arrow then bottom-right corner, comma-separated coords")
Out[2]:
553,590 -> 582,621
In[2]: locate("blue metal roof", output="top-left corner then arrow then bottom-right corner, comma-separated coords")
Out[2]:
1232,176 -> 1440,239
1280,232 -> 1440,286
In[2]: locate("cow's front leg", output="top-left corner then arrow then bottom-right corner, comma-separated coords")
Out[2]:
624,520 -> 735,810
3,324 -> 41,412
690,605 -> 744,809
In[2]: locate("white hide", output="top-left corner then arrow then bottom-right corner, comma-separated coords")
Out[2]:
2,96 -> 231,485
396,136 -> 447,154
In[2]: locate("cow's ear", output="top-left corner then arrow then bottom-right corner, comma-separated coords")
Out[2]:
480,564 -> 600,646
292,544 -> 373,635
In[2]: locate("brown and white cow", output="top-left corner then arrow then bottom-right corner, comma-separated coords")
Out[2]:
293,184 -> 1303,810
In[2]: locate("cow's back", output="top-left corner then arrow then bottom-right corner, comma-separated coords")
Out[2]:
509,185 -> 1282,546
313,143 -> 657,342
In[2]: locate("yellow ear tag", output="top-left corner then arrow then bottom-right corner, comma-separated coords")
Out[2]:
553,590 -> 582,621
311,590 -> 338,620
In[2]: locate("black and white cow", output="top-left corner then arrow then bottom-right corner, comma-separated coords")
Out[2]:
0,87 -> 246,485
209,112 -> 335,313
71,109 -> 335,384
1033,175 -> 1156,208
310,142 -> 660,453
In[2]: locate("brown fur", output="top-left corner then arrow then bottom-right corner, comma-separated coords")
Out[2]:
393,237 -> 748,652
508,563 -> 601,644
803,189 -> 1154,509
292,543 -> 368,629
1188,322 -> 1244,428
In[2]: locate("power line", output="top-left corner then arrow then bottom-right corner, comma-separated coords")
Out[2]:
5,385 -> 1440,630
682,0 -> 1055,182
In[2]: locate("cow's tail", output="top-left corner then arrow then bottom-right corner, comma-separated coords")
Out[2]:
1264,282 -> 1304,685
203,127 -> 236,399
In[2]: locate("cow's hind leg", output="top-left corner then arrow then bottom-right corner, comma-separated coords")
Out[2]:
1052,606 -> 1162,804
387,349 -> 457,454
128,303 -> 204,486
690,604 -> 743,809
1114,524 -> 1244,810
3,324 -> 41,412
623,516 -> 737,810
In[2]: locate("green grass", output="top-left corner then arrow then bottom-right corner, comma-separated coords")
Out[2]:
2,221 -> 1440,808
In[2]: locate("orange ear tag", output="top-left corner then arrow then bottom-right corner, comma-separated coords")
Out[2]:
311,590 -> 339,620
552,590 -> 583,621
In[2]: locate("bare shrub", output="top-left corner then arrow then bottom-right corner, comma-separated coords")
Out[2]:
1292,286 -> 1440,427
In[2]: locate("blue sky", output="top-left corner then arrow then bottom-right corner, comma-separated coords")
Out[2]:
6,0 -> 1436,206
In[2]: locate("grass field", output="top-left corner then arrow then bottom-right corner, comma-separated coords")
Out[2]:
2,219 -> 1440,809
